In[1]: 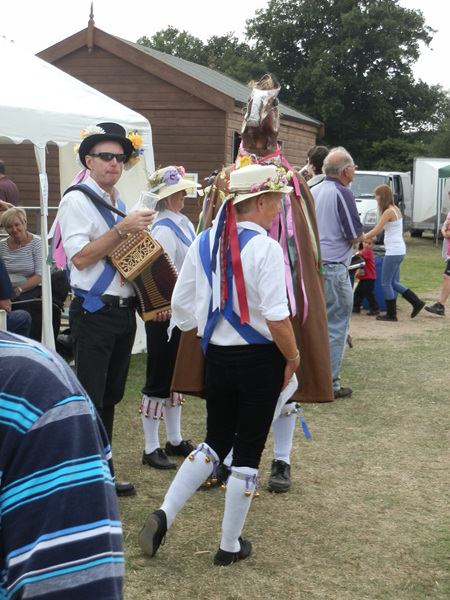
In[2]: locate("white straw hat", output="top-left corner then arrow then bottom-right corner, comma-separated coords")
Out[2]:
148,166 -> 201,200
229,164 -> 292,204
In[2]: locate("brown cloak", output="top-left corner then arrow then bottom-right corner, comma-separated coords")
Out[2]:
171,165 -> 333,403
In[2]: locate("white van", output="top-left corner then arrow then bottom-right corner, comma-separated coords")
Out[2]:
348,170 -> 412,234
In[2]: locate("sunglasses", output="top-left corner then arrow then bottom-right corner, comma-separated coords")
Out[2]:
89,152 -> 128,163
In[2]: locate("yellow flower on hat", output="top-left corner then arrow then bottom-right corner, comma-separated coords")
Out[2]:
239,156 -> 252,168
128,130 -> 143,148
124,130 -> 144,171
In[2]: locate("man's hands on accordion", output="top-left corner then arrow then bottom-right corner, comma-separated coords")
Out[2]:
73,208 -> 157,271
152,308 -> 172,322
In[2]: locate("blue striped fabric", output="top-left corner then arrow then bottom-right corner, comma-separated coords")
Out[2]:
0,332 -> 124,599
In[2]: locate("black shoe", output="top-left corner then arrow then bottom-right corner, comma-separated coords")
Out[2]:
376,313 -> 398,321
142,448 -> 177,470
165,439 -> 195,457
352,306 -> 361,313
334,387 -> 353,399
267,460 -> 291,493
213,537 -> 252,566
425,302 -> 445,316
115,481 -> 136,497
138,509 -> 167,557
366,309 -> 380,316
198,463 -> 231,491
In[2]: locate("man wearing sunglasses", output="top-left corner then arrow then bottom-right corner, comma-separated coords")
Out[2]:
58,122 -> 155,497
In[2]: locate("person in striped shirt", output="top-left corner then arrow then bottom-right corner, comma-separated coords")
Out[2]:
0,330 -> 124,599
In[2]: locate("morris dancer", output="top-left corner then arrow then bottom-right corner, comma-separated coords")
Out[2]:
191,74 -> 334,493
138,164 -> 299,565
140,166 -> 200,469
58,122 -> 154,497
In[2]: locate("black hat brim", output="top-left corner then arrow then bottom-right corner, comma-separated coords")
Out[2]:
79,134 -> 134,168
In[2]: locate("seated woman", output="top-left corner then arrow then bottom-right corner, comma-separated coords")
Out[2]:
0,207 -> 43,340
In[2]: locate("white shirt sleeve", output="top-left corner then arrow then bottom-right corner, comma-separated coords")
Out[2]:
171,242 -> 199,331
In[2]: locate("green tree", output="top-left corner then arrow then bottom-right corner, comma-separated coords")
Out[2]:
362,137 -> 429,172
246,0 -> 447,166
428,115 -> 450,157
137,3 -> 450,171
138,27 -> 209,65
137,29 -> 267,83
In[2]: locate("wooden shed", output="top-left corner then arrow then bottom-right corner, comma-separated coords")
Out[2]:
35,17 -> 323,225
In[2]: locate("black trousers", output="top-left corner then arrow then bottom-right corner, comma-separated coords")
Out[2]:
353,279 -> 379,311
204,343 -> 285,469
69,296 -> 136,442
141,320 -> 181,398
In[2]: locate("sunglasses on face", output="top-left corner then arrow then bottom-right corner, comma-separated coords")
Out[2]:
89,152 -> 128,163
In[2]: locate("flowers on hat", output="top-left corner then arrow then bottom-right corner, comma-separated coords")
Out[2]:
245,167 -> 293,194
80,125 -> 106,139
239,156 -> 253,168
164,169 -> 181,185
124,130 -> 144,170
74,125 -> 107,158
148,166 -> 186,191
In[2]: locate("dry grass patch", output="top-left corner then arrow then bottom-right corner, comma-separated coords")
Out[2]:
113,315 -> 449,600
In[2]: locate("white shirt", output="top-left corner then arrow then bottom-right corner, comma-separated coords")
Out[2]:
152,209 -> 196,272
58,176 -> 134,297
384,208 -> 406,256
171,221 -> 290,346
0,234 -> 42,279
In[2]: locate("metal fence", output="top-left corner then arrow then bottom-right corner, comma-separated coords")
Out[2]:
0,205 -> 58,238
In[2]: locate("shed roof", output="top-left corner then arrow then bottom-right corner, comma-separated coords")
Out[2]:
115,37 -> 322,128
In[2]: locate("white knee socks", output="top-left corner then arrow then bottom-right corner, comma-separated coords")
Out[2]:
164,393 -> 183,446
141,393 -> 184,452
220,466 -> 258,552
141,395 -> 163,454
160,443 -> 219,528
272,408 -> 297,464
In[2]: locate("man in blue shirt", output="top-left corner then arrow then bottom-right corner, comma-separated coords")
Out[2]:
311,147 -> 364,399
0,330 -> 124,598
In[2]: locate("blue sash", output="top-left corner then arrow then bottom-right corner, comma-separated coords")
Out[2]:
153,218 -> 195,247
69,184 -> 127,312
199,228 -> 271,354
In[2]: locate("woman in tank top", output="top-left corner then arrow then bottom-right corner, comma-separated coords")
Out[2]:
364,184 -> 424,321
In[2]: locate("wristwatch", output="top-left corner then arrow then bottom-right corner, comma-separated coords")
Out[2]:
18,287 -> 23,294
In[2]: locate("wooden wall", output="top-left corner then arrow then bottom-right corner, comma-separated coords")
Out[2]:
0,143 -> 60,233
278,119 -> 319,170
227,107 -> 318,170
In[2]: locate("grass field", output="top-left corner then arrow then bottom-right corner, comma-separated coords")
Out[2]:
112,234 -> 449,600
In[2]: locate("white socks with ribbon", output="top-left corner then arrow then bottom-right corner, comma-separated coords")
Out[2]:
220,466 -> 258,552
141,393 -> 184,453
164,393 -> 183,446
141,395 -> 163,454
160,443 -> 219,528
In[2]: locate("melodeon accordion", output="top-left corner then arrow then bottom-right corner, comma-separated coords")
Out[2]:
108,230 -> 178,321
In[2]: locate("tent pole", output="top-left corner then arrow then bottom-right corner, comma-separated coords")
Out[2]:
34,145 -> 55,350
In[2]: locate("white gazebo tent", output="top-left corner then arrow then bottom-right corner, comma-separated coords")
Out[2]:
0,37 -> 155,349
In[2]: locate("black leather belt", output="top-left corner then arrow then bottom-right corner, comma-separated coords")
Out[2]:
100,295 -> 135,308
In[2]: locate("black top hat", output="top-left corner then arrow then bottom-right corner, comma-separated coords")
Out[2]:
78,122 -> 134,168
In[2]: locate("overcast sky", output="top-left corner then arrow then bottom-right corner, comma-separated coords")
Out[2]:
2,0 -> 449,90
